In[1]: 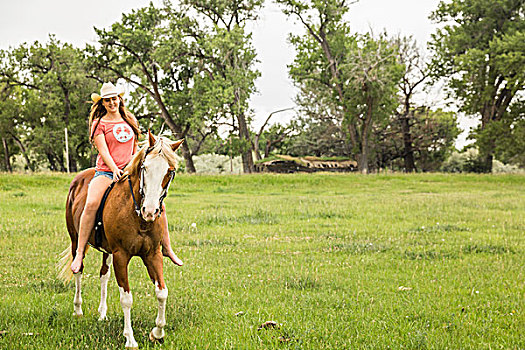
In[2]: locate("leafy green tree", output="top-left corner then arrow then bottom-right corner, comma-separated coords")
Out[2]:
89,1 -> 262,173
255,122 -> 293,159
429,0 -> 524,172
386,108 -> 460,171
395,36 -> 430,172
0,84 -> 19,171
86,3 -> 200,172
283,116 -> 349,158
182,0 -> 263,173
0,37 -> 97,171
278,0 -> 403,173
480,100 -> 525,166
252,107 -> 294,160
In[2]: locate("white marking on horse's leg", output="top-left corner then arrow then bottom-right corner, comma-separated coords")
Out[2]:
98,254 -> 112,321
119,287 -> 138,349
150,283 -> 168,341
73,272 -> 83,317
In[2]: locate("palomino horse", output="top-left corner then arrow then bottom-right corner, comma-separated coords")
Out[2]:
59,131 -> 182,349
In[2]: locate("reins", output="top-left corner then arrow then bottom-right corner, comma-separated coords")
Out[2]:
128,176 -> 141,217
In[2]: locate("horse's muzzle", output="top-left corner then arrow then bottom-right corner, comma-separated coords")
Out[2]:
141,206 -> 160,222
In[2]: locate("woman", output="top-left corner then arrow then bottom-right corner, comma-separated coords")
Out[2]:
70,82 -> 182,273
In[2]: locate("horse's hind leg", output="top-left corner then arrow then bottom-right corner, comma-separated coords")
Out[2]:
113,251 -> 138,350
68,215 -> 84,317
73,272 -> 83,317
98,253 -> 113,321
143,251 -> 168,342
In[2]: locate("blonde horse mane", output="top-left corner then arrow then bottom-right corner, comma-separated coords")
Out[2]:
124,135 -> 181,177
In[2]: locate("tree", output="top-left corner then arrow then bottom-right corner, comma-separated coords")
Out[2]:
253,107 -> 294,160
374,107 -> 460,171
395,36 -> 429,172
283,116 -> 349,157
278,0 -> 403,173
89,1 -> 262,173
256,122 -> 293,159
0,84 -> 18,171
86,3 -> 200,172
429,0 -> 524,172
182,0 -> 263,173
480,100 -> 525,166
0,36 -> 97,171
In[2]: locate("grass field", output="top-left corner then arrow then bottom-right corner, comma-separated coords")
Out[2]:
0,173 -> 523,349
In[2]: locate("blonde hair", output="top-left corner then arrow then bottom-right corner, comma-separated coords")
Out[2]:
88,96 -> 141,143
124,136 -> 180,176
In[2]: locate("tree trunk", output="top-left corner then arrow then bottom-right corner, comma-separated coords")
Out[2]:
46,153 -> 57,171
479,107 -> 494,173
359,140 -> 369,174
180,142 -> 196,173
2,137 -> 12,172
69,157 -> 78,172
56,153 -> 66,172
150,88 -> 196,173
155,102 -> 196,173
10,134 -> 34,171
477,83 -> 514,173
253,137 -> 262,161
401,110 -> 416,172
237,112 -> 254,173
358,92 -> 374,174
264,141 -> 271,159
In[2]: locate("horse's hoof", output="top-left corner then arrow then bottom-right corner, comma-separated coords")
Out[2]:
125,347 -> 138,350
149,331 -> 164,344
73,313 -> 83,318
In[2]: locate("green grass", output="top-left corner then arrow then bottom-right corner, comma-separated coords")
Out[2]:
0,172 -> 523,349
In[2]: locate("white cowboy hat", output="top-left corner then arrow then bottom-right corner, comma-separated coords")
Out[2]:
91,82 -> 125,103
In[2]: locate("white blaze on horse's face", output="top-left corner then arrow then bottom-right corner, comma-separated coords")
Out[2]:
141,154 -> 169,222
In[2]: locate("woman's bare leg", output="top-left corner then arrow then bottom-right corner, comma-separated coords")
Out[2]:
161,210 -> 183,266
71,175 -> 113,273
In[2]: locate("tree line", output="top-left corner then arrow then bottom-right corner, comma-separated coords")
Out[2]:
0,0 -> 523,174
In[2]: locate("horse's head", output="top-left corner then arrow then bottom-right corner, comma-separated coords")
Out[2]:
127,131 -> 183,222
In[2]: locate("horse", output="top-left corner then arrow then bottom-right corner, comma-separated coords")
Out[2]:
59,131 -> 183,349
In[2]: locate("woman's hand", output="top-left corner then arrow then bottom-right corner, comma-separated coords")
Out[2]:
112,167 -> 124,182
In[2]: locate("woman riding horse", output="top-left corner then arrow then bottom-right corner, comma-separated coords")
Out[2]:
63,131 -> 182,348
70,82 -> 182,274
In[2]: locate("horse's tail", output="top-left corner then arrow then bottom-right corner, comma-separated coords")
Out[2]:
57,246 -> 73,284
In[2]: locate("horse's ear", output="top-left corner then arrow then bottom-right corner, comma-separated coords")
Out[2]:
171,139 -> 184,151
148,129 -> 156,147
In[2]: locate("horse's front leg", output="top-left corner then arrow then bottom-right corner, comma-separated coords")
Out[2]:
73,272 -> 83,317
143,250 -> 168,342
113,251 -> 138,350
98,253 -> 112,321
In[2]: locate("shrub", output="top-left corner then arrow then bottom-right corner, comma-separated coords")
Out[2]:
441,148 -> 523,173
192,154 -> 243,174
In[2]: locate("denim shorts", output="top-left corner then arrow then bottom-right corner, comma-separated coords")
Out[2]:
94,170 -> 114,180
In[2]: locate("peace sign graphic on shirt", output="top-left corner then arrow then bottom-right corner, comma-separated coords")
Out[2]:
113,123 -> 133,143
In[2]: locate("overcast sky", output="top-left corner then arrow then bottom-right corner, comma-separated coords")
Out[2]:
0,0 -> 474,148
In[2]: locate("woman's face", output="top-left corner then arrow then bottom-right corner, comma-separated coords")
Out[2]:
102,96 -> 120,114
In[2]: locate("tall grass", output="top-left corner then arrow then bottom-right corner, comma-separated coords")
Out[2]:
0,173 -> 523,349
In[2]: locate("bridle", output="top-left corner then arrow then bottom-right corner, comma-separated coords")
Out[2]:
127,146 -> 176,220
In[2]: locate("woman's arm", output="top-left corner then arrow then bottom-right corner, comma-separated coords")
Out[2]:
93,134 -> 123,181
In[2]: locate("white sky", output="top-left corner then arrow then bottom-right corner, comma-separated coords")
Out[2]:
0,0 -> 475,148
